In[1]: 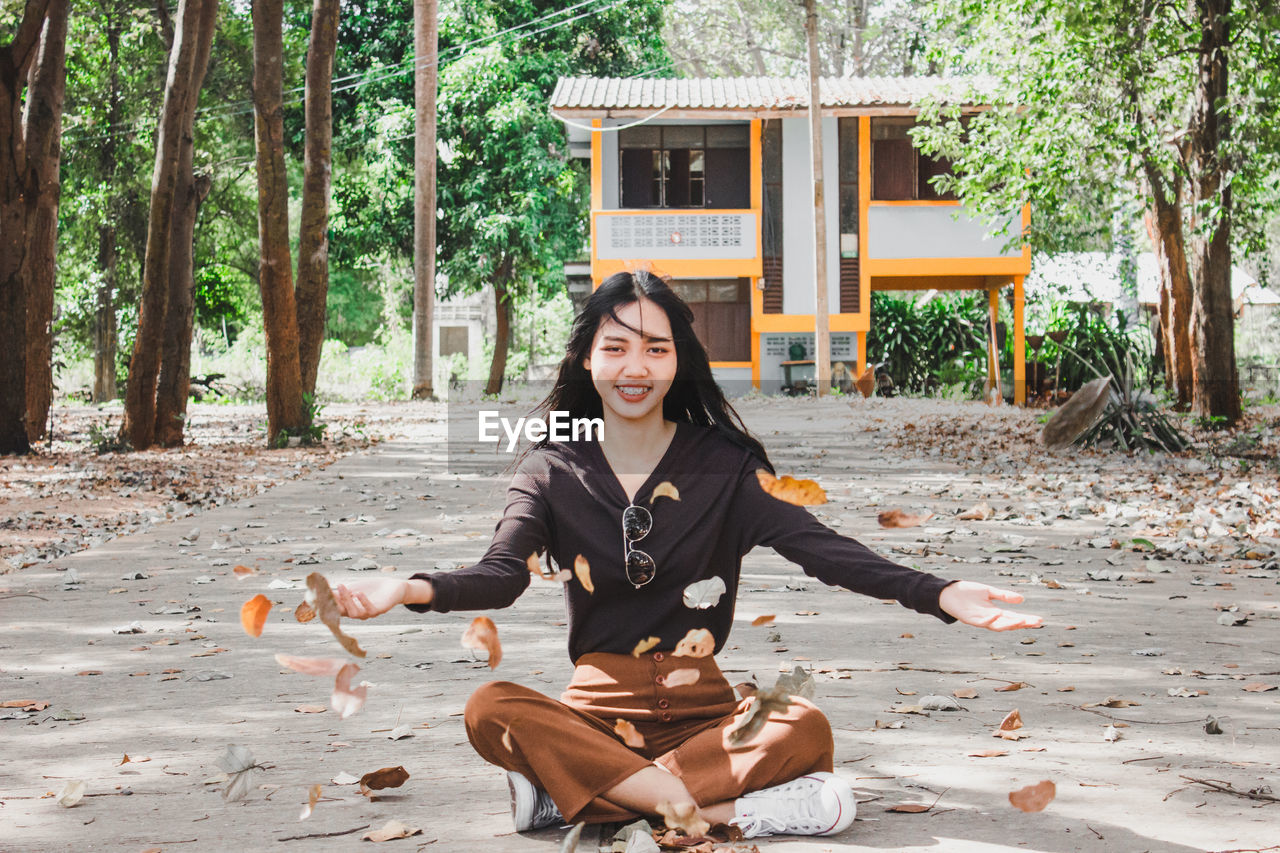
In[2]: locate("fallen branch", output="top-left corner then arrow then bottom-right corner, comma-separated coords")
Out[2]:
1074,706 -> 1205,726
1179,776 -> 1280,804
276,824 -> 370,842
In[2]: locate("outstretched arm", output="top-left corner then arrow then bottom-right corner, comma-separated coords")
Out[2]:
938,581 -> 1042,631
333,577 -> 435,620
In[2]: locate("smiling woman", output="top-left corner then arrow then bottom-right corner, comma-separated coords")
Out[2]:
330,269 -> 1042,840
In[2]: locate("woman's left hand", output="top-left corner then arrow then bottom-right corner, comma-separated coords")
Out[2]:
939,581 -> 1043,631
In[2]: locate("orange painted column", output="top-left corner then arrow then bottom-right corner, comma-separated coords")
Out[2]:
750,119 -> 763,389
857,116 -> 871,376
590,119 -> 603,289
988,286 -> 1002,404
1013,275 -> 1026,406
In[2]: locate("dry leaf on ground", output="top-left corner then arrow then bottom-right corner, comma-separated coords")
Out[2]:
655,801 -> 710,837
56,780 -> 86,807
751,614 -> 776,627
240,594 -> 272,638
614,719 -> 646,748
1243,683 -> 1277,692
877,509 -> 934,528
362,820 -> 422,842
886,803 -> 931,813
303,573 -> 365,657
957,502 -> 993,521
953,688 -> 978,699
998,709 -> 1023,731
672,628 -> 715,658
574,554 -> 594,594
754,469 -> 828,506
1009,780 -> 1056,813
994,682 -> 1029,692
461,616 -> 502,669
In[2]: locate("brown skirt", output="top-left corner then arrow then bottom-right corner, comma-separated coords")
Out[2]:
464,651 -> 834,824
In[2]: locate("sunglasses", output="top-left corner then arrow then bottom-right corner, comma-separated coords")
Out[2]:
622,503 -> 656,588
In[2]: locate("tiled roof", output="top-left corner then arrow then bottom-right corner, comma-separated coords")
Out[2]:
550,76 -> 991,112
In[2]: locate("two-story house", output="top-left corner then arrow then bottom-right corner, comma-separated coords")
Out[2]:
550,76 -> 1031,403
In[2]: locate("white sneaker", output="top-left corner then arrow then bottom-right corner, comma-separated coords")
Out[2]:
508,770 -> 563,832
730,771 -> 856,839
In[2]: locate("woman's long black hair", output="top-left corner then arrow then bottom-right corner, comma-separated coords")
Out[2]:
515,270 -> 776,474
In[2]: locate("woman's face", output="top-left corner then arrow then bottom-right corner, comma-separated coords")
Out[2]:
582,298 -> 677,424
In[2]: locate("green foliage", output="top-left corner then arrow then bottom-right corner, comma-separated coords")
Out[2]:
865,292 -> 989,396
1036,302 -> 1158,395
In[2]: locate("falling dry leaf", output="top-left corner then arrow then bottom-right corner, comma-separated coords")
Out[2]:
461,616 -> 502,669
727,685 -> 794,745
651,481 -> 680,503
754,469 -> 827,506
614,719 -> 646,748
233,565 -> 257,579
953,688 -> 978,699
751,614 -> 776,627
672,628 -> 715,658
886,803 -> 932,813
877,509 -> 934,528
332,662 -> 368,719
294,601 -> 316,623
501,725 -> 514,753
274,654 -> 346,676
299,783 -> 322,820
303,573 -> 366,658
359,766 -> 410,797
682,577 -> 727,610
631,636 -> 661,657
574,554 -> 594,594
240,594 -> 272,638
559,822 -> 585,853
56,780 -> 86,808
1008,779 -> 1056,813
362,820 -> 422,842
216,744 -> 258,802
994,682 -> 1029,693
664,668 -> 701,688
655,801 -> 710,837
956,502 -> 994,521
998,709 -> 1023,731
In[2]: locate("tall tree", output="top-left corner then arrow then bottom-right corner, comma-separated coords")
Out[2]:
21,0 -> 68,443
121,0 -> 216,450
410,0 -> 436,401
0,0 -> 54,455
915,0 -> 1280,424
154,0 -> 218,447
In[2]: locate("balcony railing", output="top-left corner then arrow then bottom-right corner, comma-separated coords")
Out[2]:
594,210 -> 758,261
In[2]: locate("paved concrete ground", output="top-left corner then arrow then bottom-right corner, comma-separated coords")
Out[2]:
2,396 -> 1277,852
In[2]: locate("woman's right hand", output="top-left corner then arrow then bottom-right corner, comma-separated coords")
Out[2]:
332,577 -> 411,620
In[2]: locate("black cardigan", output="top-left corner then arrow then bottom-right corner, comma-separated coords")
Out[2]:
407,419 -> 957,661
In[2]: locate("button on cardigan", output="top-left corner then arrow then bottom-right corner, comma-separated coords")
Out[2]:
407,419 -> 957,662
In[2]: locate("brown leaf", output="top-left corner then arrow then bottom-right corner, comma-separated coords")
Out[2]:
994,681 -> 1029,693
672,628 -> 715,658
1057,686 -> 1076,692
304,573 -> 366,658
118,754 -> 131,766
877,509 -> 934,528
754,469 -> 828,506
1008,779 -> 1056,813
956,502 -> 993,521
655,801 -> 710,837
526,551 -> 544,577
574,554 -> 594,593
952,688 -> 978,699
359,766 -> 410,797
299,783 -> 322,820
1,700 -> 49,711
995,729 -> 1031,741
998,709 -> 1023,731
76,671 -> 102,676
614,719 -> 646,748
1085,697 -> 1140,709
461,616 -> 502,669
664,668 -> 701,688
361,820 -> 422,842
968,749 -> 1008,758
885,705 -> 927,715
331,662 -> 367,719
233,565 -> 257,579
651,481 -> 680,503
1243,683 -> 1277,692
294,600 -> 316,623
886,803 -> 932,813
751,614 -> 776,627
240,594 -> 272,638
294,704 -> 327,714
631,636 -> 661,657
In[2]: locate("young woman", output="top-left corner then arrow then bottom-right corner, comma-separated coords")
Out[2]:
332,270 -> 1042,840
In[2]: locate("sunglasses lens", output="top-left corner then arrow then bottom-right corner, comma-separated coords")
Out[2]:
626,549 -> 656,586
622,506 -> 652,540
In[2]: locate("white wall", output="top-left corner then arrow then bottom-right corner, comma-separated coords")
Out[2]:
869,207 -> 1019,259
781,117 -> 841,316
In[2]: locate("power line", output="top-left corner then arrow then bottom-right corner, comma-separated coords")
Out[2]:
62,0 -> 637,147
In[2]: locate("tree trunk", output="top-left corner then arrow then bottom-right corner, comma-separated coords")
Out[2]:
20,0 -> 68,443
410,0 -> 437,400
484,261 -> 513,396
122,0 -> 207,450
294,0 -> 339,399
155,0 -> 217,447
1188,0 -> 1240,424
1142,175 -> 1193,409
93,9 -> 124,404
0,0 -> 52,455
253,0 -> 305,443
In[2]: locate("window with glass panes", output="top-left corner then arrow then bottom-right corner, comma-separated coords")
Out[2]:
619,125 -> 750,209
